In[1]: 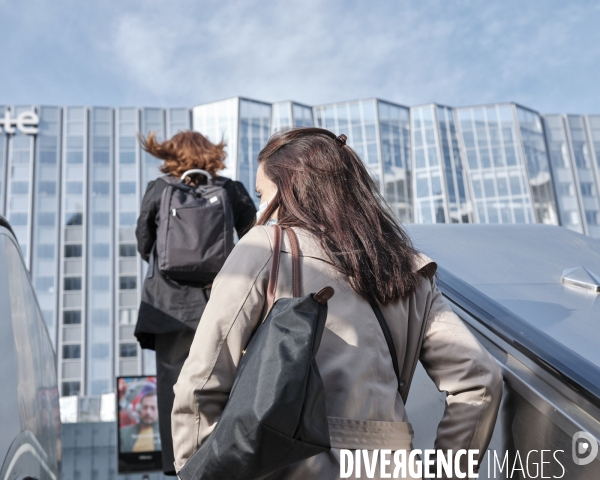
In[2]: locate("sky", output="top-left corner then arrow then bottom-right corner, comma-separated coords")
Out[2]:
1,0 -> 599,114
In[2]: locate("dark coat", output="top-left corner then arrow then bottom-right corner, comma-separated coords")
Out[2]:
134,174 -> 257,350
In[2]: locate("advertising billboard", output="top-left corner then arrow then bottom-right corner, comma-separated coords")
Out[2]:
116,376 -> 162,473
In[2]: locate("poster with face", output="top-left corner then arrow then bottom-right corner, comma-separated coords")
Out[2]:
117,376 -> 162,473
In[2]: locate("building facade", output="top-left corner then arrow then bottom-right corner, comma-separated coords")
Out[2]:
193,97 -> 271,204
0,105 -> 191,398
313,99 -> 412,223
271,101 -> 314,133
2,97 -> 600,406
455,103 -> 558,226
410,104 -> 471,224
543,114 -> 600,238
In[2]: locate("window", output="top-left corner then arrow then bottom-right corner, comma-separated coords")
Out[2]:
11,181 -> 29,194
119,212 -> 136,226
37,244 -> 55,258
558,183 -> 573,196
37,212 -> 56,226
63,344 -> 81,359
64,277 -> 82,290
90,380 -> 109,396
92,244 -> 109,257
570,211 -> 582,225
91,343 -> 109,358
416,178 -> 429,198
585,211 -> 599,225
93,182 -> 110,195
484,179 -> 495,198
120,343 -> 137,357
40,151 -> 58,164
119,182 -> 136,194
66,182 -> 83,194
66,151 -> 83,164
38,181 -> 57,195
93,151 -> 110,165
580,182 -> 595,197
92,276 -> 110,290
92,309 -> 110,324
119,244 -> 137,257
35,277 -> 54,292
497,178 -> 509,197
92,212 -> 110,226
66,212 -> 83,226
471,180 -> 482,199
119,276 -> 137,290
63,310 -> 81,324
510,176 -> 522,196
120,308 -> 137,325
9,213 -> 27,226
11,149 -> 30,162
65,244 -> 82,257
62,381 -> 80,396
119,151 -> 136,164
431,176 -> 442,196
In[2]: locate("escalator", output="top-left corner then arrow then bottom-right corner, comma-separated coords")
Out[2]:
0,216 -> 61,480
406,224 -> 600,480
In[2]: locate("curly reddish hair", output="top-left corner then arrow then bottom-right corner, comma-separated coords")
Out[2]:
139,130 -> 227,178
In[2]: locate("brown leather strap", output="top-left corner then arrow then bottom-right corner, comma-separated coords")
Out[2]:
266,226 -> 302,313
266,225 -> 282,312
286,227 -> 301,298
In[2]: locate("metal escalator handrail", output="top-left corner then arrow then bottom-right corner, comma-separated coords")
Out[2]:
436,266 -> 600,409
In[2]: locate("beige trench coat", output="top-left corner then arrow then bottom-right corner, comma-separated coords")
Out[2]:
172,226 -> 503,479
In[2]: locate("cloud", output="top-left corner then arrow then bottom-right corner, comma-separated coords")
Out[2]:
1,0 -> 599,113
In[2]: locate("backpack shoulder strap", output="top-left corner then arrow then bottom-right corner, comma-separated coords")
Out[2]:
153,175 -> 176,201
212,176 -> 231,187
369,300 -> 402,399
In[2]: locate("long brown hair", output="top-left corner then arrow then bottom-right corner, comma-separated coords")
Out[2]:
257,127 -> 422,305
139,130 -> 226,178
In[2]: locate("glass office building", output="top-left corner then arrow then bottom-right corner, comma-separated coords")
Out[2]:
543,115 -> 586,233
313,99 -> 412,223
193,97 -> 271,204
0,105 -> 191,398
543,114 -> 600,238
271,101 -> 314,133
455,103 -> 558,225
410,104 -> 471,224
2,97 -> 600,410
588,115 -> 600,220
589,116 -> 600,174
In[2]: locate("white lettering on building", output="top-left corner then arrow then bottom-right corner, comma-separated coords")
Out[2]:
0,110 -> 39,135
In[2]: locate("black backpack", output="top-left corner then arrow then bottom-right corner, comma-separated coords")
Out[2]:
155,169 -> 235,284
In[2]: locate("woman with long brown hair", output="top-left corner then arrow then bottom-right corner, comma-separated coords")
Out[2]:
135,130 -> 256,475
172,128 -> 502,478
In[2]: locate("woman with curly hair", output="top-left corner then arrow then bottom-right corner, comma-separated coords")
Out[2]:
134,130 -> 256,475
